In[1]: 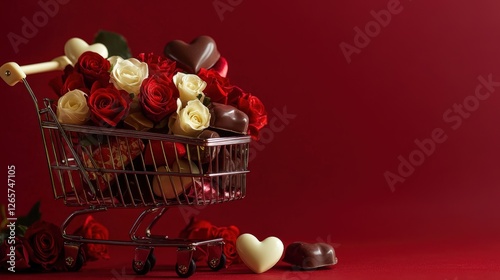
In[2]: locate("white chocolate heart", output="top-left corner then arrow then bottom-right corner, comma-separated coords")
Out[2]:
236,233 -> 284,274
64,37 -> 108,64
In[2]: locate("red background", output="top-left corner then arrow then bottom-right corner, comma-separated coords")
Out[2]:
2,0 -> 500,278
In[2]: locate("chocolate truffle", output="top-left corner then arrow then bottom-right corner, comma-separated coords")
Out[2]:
152,160 -> 200,199
217,147 -> 244,189
187,129 -> 220,163
283,242 -> 337,269
209,102 -> 249,135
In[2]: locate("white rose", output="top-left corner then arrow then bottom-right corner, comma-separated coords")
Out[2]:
109,56 -> 148,95
57,89 -> 90,125
173,72 -> 207,106
169,98 -> 210,137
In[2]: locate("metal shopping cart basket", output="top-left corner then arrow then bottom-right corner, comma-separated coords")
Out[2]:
1,59 -> 250,278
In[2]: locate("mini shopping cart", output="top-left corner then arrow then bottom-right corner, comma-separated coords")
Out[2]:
1,59 -> 251,278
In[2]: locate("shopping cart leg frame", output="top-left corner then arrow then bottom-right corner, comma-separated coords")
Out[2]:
61,206 -> 225,247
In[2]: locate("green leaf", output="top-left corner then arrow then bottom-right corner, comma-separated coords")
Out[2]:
16,201 -> 41,228
93,29 -> 132,59
16,224 -> 28,237
198,94 -> 211,107
0,231 -> 6,244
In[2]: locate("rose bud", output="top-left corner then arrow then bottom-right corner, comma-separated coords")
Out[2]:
169,98 -> 210,137
88,86 -> 131,127
57,89 -> 90,125
139,76 -> 178,123
108,56 -> 149,96
74,51 -> 111,89
173,72 -> 207,106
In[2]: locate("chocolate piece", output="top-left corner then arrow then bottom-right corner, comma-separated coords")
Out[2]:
164,35 -> 220,74
124,112 -> 154,131
152,160 -> 200,199
283,242 -> 337,269
209,103 -> 249,135
187,129 -> 220,163
116,155 -> 155,205
216,147 -> 244,189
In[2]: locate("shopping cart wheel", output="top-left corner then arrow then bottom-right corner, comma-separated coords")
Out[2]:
66,251 -> 85,272
175,259 -> 196,278
132,258 -> 152,275
133,246 -> 155,275
208,253 -> 226,271
64,243 -> 85,272
148,253 -> 157,270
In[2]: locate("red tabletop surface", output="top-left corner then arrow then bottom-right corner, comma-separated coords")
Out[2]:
3,236 -> 500,279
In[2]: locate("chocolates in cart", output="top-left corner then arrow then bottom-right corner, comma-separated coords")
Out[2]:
47,33 -> 267,206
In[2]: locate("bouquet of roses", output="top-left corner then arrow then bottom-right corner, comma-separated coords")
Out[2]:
48,31 -> 267,201
49,33 -> 267,140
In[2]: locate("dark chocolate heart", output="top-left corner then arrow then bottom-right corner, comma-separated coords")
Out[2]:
283,242 -> 337,269
209,102 -> 249,135
164,35 -> 220,74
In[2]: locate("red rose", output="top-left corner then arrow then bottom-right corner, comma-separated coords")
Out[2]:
75,51 -> 111,88
179,218 -> 241,267
227,85 -> 244,105
24,220 -> 65,271
60,69 -> 88,95
212,225 -> 240,267
73,216 -> 110,261
179,218 -> 213,262
0,236 -> 31,271
139,76 -> 178,123
49,65 -> 88,97
229,87 -> 268,140
197,68 -> 233,104
88,85 -> 131,127
136,52 -> 179,80
179,218 -> 213,238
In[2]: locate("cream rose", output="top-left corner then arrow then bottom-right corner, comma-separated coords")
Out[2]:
173,72 -> 207,106
169,98 -> 210,137
57,89 -> 90,125
108,56 -> 148,96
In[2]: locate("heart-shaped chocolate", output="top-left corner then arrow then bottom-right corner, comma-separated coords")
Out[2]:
64,37 -> 108,64
236,233 -> 284,274
164,35 -> 220,74
283,242 -> 338,269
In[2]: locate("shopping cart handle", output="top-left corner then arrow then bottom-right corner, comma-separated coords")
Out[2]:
0,56 -> 71,86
